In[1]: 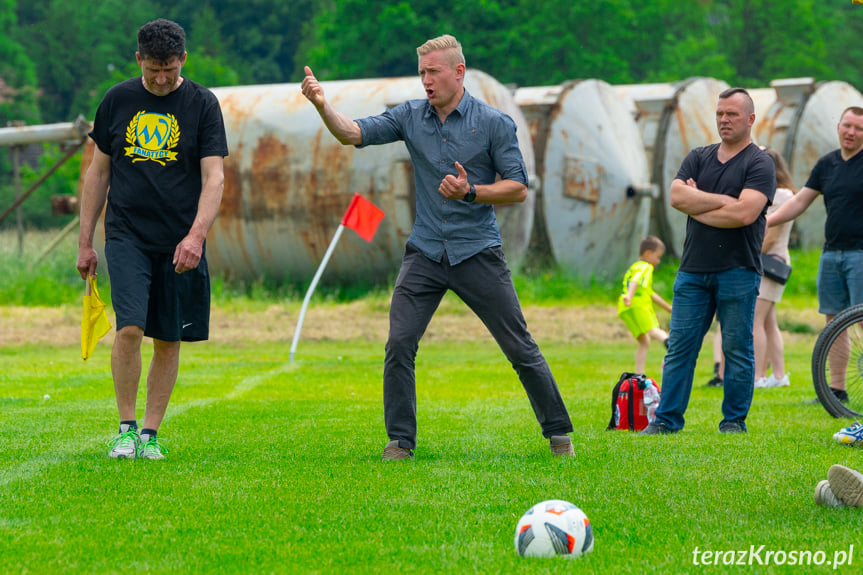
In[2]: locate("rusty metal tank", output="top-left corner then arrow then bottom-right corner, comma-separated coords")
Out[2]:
207,69 -> 535,283
515,80 -> 655,282
613,78 -> 729,256
749,87 -> 778,145
81,70 -> 535,284
753,78 -> 863,249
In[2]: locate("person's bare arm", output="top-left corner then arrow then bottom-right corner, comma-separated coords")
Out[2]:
652,292 -> 672,313
76,146 -> 111,279
301,66 -> 362,146
173,155 -> 224,273
670,178 -> 734,215
691,188 -> 768,228
622,280 -> 638,307
761,223 -> 780,253
766,186 -> 819,227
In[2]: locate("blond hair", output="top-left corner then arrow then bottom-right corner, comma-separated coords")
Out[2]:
416,34 -> 465,68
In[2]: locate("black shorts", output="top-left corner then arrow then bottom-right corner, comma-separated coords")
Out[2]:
105,237 -> 210,342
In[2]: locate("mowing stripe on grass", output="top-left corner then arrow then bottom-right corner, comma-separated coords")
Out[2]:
0,362 -> 299,488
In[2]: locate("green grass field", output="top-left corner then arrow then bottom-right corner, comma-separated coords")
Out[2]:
3,230 -> 863,573
3,337 -> 863,573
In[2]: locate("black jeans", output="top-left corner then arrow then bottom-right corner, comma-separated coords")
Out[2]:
383,244 -> 573,449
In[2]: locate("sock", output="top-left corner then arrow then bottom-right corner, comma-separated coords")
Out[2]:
713,362 -> 720,376
119,420 -> 138,434
140,428 -> 158,442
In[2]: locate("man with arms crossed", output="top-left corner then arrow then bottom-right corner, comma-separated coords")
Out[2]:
77,19 -> 228,459
301,34 -> 574,460
642,88 -> 775,435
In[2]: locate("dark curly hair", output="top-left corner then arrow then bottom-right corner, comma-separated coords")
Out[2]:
137,18 -> 185,63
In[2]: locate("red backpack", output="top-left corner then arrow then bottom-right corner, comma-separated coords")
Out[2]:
606,372 -> 661,431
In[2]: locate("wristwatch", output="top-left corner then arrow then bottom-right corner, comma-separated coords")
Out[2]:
464,184 -> 476,203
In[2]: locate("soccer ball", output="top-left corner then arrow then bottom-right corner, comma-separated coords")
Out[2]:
514,499 -> 594,558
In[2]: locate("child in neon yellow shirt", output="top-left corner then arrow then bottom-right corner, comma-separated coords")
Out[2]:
618,236 -> 672,375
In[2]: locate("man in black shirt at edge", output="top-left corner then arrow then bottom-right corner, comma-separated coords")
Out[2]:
768,106 -> 863,405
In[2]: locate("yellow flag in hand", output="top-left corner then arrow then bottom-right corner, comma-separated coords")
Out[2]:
81,275 -> 112,360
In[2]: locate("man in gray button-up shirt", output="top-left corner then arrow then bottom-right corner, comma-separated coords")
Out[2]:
302,34 -> 574,461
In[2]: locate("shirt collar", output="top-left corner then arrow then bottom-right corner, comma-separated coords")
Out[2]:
422,88 -> 473,120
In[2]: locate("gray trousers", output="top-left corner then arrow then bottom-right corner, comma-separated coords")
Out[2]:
384,243 -> 573,449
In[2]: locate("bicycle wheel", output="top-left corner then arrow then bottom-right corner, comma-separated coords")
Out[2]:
811,303 -> 863,418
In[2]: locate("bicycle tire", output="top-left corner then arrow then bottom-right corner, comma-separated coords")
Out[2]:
811,303 -> 863,418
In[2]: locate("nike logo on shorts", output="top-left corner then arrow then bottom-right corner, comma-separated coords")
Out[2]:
183,322 -> 193,329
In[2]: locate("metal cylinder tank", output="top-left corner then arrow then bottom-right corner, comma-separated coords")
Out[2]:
81,70 -> 536,284
753,78 -> 863,249
613,78 -> 729,257
749,87 -> 778,146
515,80 -> 655,282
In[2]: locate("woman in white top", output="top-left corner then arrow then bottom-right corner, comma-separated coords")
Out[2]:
755,148 -> 795,388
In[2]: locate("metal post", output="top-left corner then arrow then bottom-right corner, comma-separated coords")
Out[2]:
12,144 -> 22,257
36,215 -> 80,263
0,138 -> 86,225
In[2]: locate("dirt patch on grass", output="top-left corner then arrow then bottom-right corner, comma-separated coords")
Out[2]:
0,301 -> 824,348
207,302 -> 632,344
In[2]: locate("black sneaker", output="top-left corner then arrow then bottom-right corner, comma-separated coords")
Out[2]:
806,387 -> 850,405
718,420 -> 747,433
706,375 -> 723,387
640,421 -> 677,435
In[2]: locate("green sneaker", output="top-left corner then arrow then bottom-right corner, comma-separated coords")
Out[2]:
138,436 -> 168,460
107,427 -> 140,459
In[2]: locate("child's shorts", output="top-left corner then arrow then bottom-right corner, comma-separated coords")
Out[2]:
619,306 -> 659,339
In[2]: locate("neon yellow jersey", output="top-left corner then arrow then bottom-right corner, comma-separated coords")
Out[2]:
617,260 -> 654,314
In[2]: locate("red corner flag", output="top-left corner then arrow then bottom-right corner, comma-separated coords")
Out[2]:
341,193 -> 385,242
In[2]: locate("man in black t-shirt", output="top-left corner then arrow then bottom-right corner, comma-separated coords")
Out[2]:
768,106 -> 863,403
642,88 -> 775,435
76,19 -> 229,460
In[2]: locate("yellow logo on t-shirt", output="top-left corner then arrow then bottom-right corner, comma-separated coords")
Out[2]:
124,111 -> 180,165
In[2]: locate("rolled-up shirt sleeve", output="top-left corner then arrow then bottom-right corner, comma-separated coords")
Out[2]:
490,114 -> 528,185
356,106 -> 406,148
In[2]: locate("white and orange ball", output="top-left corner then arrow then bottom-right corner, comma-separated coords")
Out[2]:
514,499 -> 594,558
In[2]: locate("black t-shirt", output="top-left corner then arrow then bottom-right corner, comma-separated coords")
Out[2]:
90,77 -> 229,252
675,143 -> 776,273
805,149 -> 863,251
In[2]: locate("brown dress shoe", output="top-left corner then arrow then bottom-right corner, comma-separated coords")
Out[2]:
382,440 -> 414,461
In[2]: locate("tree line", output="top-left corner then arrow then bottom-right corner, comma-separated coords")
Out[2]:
2,0 -> 862,227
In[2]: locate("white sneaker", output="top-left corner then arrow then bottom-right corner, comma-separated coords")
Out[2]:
138,434 -> 168,460
754,377 -> 770,388
767,373 -> 790,387
814,479 -> 846,508
107,425 -> 140,459
834,421 -> 863,445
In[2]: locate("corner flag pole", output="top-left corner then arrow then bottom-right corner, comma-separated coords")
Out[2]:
289,224 -> 346,362
289,193 -> 384,362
